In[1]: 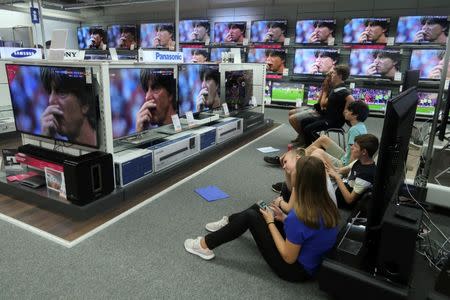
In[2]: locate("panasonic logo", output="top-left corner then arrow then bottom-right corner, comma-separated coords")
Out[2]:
11,49 -> 37,58
155,52 -> 182,61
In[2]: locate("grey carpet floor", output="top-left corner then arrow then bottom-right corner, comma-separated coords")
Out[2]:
0,108 -> 447,299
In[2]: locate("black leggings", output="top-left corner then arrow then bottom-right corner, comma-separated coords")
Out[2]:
301,117 -> 330,146
204,204 -> 311,282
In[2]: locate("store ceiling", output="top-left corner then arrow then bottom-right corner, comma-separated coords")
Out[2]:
0,0 -> 171,10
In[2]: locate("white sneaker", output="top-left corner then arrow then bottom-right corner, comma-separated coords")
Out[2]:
184,236 -> 215,260
205,216 -> 229,232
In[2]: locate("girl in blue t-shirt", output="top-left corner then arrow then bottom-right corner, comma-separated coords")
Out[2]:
184,156 -> 340,282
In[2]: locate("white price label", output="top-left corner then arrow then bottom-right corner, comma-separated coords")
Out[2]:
284,38 -> 290,46
171,114 -> 182,132
387,37 -> 395,46
109,48 -> 119,61
296,101 -> 302,107
222,103 -> 230,116
349,82 -> 355,89
282,68 -> 289,76
185,111 -> 195,127
394,72 -> 402,81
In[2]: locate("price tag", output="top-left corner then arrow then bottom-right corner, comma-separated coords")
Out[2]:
205,37 -> 210,46
282,68 -> 289,76
222,103 -> 230,116
328,37 -> 335,46
243,38 -> 249,46
296,101 -> 302,107
387,37 -> 395,46
394,72 -> 402,81
85,68 -> 92,84
283,38 -> 290,46
171,114 -> 182,132
250,96 -> 257,107
109,48 -> 118,61
185,111 -> 195,127
445,79 -> 449,90
399,85 -> 403,92
349,82 -> 355,89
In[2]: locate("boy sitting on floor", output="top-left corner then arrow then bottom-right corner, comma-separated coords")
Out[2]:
305,100 -> 370,168
321,134 -> 379,210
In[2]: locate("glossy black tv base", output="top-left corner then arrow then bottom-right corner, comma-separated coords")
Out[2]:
318,224 -> 410,300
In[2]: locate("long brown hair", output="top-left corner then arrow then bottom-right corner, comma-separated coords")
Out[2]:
293,156 -> 339,229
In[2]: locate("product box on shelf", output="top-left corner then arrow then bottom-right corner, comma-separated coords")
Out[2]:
185,126 -> 217,151
150,132 -> 200,172
210,117 -> 243,144
114,148 -> 153,187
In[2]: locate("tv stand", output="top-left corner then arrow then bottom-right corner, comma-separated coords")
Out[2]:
319,202 -> 422,300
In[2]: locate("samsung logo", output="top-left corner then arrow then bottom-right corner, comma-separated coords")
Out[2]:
155,52 -> 182,61
11,49 -> 37,58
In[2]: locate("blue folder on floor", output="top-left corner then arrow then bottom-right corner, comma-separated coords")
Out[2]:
195,185 -> 229,202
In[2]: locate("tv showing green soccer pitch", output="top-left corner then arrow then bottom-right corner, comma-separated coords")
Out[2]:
416,91 -> 438,115
271,82 -> 304,103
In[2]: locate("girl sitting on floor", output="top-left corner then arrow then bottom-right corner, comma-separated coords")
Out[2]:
184,156 -> 340,282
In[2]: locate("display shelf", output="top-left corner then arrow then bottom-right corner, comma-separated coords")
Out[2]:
0,171 -> 124,220
0,116 -> 270,220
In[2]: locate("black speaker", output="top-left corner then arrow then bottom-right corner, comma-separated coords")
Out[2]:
434,254 -> 450,296
64,151 -> 114,205
376,203 -> 423,285
403,69 -> 420,90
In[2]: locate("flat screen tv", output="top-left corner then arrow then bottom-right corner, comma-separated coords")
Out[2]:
351,87 -> 391,111
349,48 -> 401,80
224,70 -> 253,111
109,67 -> 176,139
177,64 -> 220,116
107,25 -> 138,49
179,20 -> 210,44
7,64 -> 99,148
247,48 -> 286,74
367,87 -> 418,235
181,47 -> 210,63
213,21 -> 247,44
140,23 -> 175,49
271,82 -> 304,105
293,48 -> 339,75
295,19 -> 336,44
250,20 -> 287,43
343,18 -> 390,44
306,85 -> 322,106
77,26 -> 107,50
416,91 -> 438,115
395,16 -> 449,44
410,49 -> 448,80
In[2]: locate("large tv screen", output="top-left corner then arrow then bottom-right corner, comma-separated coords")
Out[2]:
77,26 -> 107,49
343,18 -> 390,44
417,91 -> 438,115
107,25 -> 138,49
140,23 -> 175,49
179,20 -> 210,43
7,64 -> 99,148
224,70 -> 253,111
410,49 -> 449,80
247,48 -> 286,74
181,47 -> 210,63
250,20 -> 287,43
213,21 -> 247,44
177,64 -> 221,116
349,48 -> 401,79
351,87 -> 391,111
271,82 -> 304,104
395,16 -> 449,44
295,19 -> 336,44
306,85 -> 322,105
293,48 -> 339,75
109,68 -> 176,139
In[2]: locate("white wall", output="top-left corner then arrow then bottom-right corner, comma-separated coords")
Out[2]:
0,7 -> 80,49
